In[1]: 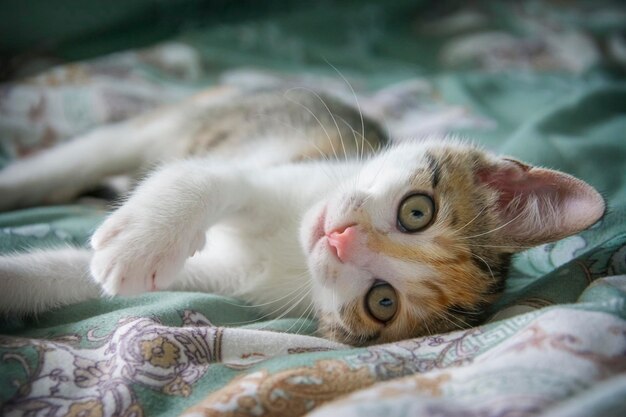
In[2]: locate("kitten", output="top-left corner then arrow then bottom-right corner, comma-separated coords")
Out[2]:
0,88 -> 604,346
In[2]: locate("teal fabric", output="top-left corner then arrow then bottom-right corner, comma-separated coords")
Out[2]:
1,1 -> 626,416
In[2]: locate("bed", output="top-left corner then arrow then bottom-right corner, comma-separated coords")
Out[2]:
1,1 -> 626,416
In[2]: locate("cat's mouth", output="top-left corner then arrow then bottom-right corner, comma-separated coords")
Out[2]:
309,206 -> 327,252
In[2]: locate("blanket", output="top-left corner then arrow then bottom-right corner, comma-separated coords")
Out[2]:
2,1 -> 626,416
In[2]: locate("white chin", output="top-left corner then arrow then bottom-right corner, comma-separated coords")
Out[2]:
311,283 -> 341,313
310,258 -> 371,304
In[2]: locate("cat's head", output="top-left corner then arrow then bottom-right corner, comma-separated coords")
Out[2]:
300,139 -> 604,346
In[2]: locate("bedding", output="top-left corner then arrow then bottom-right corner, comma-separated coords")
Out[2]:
1,1 -> 626,416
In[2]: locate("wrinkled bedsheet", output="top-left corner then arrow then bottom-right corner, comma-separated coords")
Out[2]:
1,1 -> 626,416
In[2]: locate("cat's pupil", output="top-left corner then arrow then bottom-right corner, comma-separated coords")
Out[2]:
411,210 -> 423,218
379,298 -> 393,307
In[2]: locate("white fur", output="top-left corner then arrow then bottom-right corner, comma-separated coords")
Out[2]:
0,91 -> 241,211
0,141 -> 431,319
0,137 -> 604,328
0,121 -> 148,210
0,248 -> 100,314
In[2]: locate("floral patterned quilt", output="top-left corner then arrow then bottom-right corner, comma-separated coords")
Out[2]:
1,1 -> 626,416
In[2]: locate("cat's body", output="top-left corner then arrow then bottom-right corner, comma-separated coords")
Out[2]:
0,88 -> 605,345
0,89 -> 386,210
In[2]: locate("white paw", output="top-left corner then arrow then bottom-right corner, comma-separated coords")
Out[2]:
90,208 -> 206,296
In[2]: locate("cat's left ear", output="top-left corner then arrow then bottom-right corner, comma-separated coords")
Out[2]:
476,157 -> 605,250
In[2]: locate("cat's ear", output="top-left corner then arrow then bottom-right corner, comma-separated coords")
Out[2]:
476,157 -> 605,250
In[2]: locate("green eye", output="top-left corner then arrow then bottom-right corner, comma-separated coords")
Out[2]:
397,193 -> 435,233
365,283 -> 398,322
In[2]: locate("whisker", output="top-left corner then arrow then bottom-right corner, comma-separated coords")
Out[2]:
411,308 -> 433,335
336,115 -> 379,161
302,143 -> 344,183
470,244 -> 534,250
222,276 -> 311,309
289,297 -> 316,335
325,60 -> 365,161
254,286 -> 313,331
250,114 -> 344,183
451,205 -> 488,235
223,281 -> 312,326
285,86 -> 348,160
335,116 -> 366,198
331,288 -> 337,341
430,308 -> 469,331
283,91 -> 339,161
337,116 -> 361,162
470,252 -> 496,282
447,306 -> 483,317
459,209 -> 527,240
417,313 -> 433,336
366,145 -> 393,198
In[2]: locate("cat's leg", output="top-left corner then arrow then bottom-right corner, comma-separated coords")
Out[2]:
0,247 -> 100,315
0,244 -> 239,316
0,103 -> 192,211
0,244 -> 227,316
89,159 -> 254,296
0,245 -> 231,316
0,121 -> 144,211
0,122 -> 135,210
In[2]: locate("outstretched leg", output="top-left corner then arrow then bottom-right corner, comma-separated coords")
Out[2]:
0,99 -> 195,211
0,246 -> 239,316
0,121 -> 147,211
0,247 -> 99,315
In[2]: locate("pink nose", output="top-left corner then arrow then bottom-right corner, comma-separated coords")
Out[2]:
327,225 -> 357,263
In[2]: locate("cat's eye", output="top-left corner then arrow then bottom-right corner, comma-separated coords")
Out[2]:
397,193 -> 435,233
365,282 -> 398,323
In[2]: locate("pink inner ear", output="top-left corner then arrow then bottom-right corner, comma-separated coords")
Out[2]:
477,158 -> 605,247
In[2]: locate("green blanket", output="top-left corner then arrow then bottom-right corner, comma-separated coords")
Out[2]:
2,1 -> 626,416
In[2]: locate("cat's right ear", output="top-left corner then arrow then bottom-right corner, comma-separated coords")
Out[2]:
476,157 -> 605,250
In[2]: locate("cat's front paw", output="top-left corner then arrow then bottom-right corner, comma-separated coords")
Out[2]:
90,208 -> 206,296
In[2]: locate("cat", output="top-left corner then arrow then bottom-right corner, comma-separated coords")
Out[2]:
0,88 -> 605,346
